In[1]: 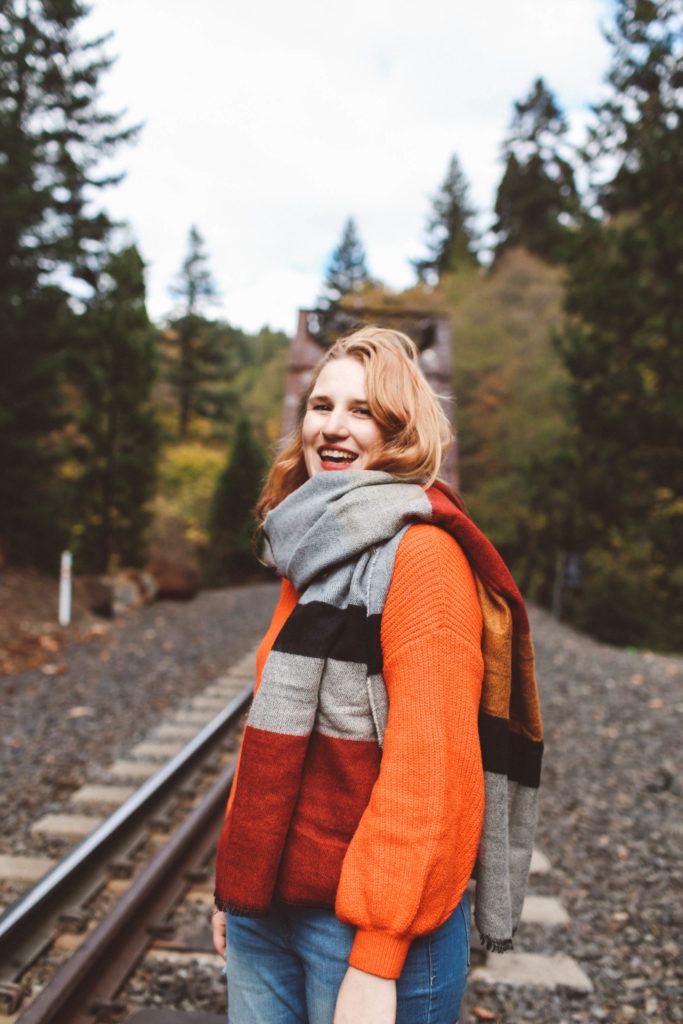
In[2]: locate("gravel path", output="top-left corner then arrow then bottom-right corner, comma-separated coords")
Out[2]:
466,605 -> 682,1024
0,580 -> 280,855
2,588 -> 681,1022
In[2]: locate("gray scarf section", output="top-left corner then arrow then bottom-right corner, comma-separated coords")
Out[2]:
262,468 -> 538,951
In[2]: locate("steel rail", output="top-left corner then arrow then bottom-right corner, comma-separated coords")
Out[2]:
0,682 -> 251,975
16,760 -> 235,1024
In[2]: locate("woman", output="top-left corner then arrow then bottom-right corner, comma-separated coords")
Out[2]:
211,326 -> 543,1024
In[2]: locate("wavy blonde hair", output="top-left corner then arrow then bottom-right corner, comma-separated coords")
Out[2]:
254,326 -> 462,540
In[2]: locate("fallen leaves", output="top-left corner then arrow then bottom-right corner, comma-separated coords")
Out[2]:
67,706 -> 94,719
0,567 -> 105,676
473,1007 -> 497,1021
41,662 -> 67,676
86,623 -> 110,638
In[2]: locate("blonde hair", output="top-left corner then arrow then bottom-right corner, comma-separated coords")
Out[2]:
254,326 -> 460,537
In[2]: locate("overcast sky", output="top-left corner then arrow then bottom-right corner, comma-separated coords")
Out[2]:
85,0 -> 614,334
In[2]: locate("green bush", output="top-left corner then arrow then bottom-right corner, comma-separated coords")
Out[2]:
158,443 -> 224,543
572,534 -> 683,654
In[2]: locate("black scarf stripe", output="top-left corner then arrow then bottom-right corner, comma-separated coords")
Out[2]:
273,600 -> 542,788
479,711 -> 543,788
272,600 -> 383,675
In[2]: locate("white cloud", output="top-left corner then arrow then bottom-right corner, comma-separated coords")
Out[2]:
86,0 -> 613,332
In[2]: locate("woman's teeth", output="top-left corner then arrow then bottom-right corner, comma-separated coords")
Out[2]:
319,450 -> 357,463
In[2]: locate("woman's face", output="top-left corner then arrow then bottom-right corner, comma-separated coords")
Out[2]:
302,357 -> 384,478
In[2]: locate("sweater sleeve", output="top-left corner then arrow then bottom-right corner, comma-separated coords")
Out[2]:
334,524 -> 485,979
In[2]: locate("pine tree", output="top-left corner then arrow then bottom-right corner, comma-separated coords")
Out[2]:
70,245 -> 160,573
0,285 -> 70,568
0,1 -> 138,568
171,225 -> 219,315
493,78 -> 580,263
553,0 -> 683,648
319,217 -> 373,309
412,154 -> 478,283
206,414 -> 268,583
165,225 -> 233,437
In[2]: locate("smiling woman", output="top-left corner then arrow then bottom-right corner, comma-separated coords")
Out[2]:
255,326 -> 454,513
211,325 -> 543,1024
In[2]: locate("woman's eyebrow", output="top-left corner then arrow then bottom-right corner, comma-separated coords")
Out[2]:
308,393 -> 369,403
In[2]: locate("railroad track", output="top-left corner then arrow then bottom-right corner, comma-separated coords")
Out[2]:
0,650 -> 259,1024
5,605 -> 674,1021
0,632 -> 599,1023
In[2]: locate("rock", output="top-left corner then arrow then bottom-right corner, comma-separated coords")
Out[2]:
148,558 -> 201,599
75,570 -> 159,617
111,574 -> 142,616
120,569 -> 158,605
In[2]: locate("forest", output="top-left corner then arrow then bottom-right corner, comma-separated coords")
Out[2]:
1,0 -> 681,654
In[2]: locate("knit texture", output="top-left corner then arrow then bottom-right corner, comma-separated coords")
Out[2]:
214,470 -> 543,977
218,524 -> 484,978
339,524 -> 485,977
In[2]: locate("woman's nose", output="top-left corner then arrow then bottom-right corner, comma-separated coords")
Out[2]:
322,407 -> 350,436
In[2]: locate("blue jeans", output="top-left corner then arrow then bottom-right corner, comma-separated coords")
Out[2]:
225,889 -> 471,1023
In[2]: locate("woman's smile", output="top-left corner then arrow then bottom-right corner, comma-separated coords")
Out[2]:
317,444 -> 359,469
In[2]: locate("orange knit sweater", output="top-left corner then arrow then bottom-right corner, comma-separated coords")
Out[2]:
225,522 -> 485,978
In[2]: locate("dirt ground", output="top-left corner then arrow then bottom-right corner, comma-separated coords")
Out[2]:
0,567 -> 104,675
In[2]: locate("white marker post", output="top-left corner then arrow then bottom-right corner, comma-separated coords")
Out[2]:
58,550 -> 72,627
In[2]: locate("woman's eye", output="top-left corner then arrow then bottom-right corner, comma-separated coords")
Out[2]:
310,403 -> 370,415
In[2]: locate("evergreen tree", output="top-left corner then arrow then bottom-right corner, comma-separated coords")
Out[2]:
70,245 -> 160,573
206,414 -> 268,583
0,285 -> 70,568
412,154 -> 478,283
493,78 -> 580,263
171,225 -> 219,315
553,0 -> 683,648
165,225 -> 233,437
0,0 -> 138,568
319,217 -> 373,308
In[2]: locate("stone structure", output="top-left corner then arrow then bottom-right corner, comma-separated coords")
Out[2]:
280,307 -> 459,489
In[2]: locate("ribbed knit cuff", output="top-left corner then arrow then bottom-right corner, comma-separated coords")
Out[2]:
349,928 -> 412,979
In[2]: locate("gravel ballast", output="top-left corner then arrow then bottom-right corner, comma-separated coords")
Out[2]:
465,606 -> 683,1024
0,581 -> 280,856
2,588 -> 681,1022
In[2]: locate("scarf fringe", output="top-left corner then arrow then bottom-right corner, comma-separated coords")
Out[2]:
478,931 -> 514,953
216,888 -> 516,958
217,893 -> 516,957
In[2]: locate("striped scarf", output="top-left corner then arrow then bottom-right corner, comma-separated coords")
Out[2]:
214,469 -> 543,953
